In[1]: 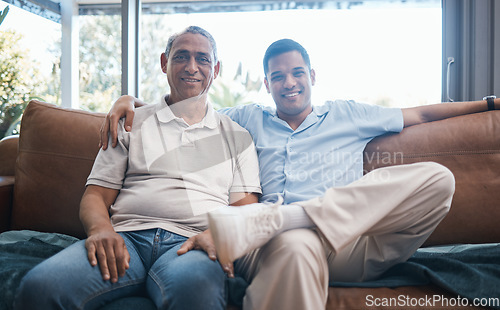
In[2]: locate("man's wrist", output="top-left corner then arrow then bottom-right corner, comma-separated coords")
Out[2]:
483,95 -> 496,111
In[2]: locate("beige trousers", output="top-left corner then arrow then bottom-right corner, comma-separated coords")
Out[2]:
235,162 -> 455,310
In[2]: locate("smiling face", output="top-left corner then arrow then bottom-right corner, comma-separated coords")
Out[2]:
264,50 -> 316,128
161,32 -> 220,104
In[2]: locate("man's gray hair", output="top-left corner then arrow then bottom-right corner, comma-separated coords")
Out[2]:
165,26 -> 218,63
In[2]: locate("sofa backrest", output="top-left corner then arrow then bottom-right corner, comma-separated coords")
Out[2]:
11,100 -> 104,238
364,110 -> 500,246
9,100 -> 500,244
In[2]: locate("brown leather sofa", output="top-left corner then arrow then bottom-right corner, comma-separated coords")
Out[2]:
1,100 -> 499,310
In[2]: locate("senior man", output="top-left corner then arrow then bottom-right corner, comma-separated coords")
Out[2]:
14,26 -> 261,310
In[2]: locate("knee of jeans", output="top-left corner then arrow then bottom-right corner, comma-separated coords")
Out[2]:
148,260 -> 226,309
15,268 -> 56,309
177,266 -> 224,292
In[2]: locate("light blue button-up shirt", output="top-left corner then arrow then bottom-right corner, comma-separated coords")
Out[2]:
219,100 -> 403,204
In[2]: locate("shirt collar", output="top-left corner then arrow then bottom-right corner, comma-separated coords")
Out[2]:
312,103 -> 330,117
263,104 -> 329,131
156,95 -> 219,129
203,102 -> 220,129
262,103 -> 329,118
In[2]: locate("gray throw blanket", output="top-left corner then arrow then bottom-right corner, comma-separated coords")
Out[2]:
0,231 -> 79,310
1,231 -> 499,310
330,243 -> 500,309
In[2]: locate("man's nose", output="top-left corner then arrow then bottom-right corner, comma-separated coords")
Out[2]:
283,74 -> 296,89
185,57 -> 198,74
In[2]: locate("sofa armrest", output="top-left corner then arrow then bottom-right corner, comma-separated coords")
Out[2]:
0,135 -> 19,177
0,176 -> 15,233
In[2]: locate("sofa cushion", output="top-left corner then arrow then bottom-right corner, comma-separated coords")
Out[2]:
364,110 -> 500,245
11,100 -> 105,238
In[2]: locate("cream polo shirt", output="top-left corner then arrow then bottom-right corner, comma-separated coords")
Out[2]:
87,97 -> 261,237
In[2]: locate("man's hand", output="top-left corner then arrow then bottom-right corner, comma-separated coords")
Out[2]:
100,95 -> 142,150
177,229 -> 235,278
85,230 -> 130,283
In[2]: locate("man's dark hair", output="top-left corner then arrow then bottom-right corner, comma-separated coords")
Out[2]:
165,25 -> 218,63
263,39 -> 311,75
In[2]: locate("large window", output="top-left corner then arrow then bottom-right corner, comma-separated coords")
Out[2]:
78,0 -> 442,112
139,0 -> 442,108
3,1 -> 496,117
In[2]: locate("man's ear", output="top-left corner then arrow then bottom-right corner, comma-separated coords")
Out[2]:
213,61 -> 221,79
310,68 -> 316,86
264,77 -> 271,93
160,53 -> 168,73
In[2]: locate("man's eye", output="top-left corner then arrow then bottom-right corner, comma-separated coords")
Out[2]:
197,57 -> 211,64
173,55 -> 188,61
271,75 -> 284,81
294,71 -> 305,77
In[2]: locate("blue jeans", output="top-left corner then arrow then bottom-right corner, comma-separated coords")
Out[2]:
14,229 -> 227,310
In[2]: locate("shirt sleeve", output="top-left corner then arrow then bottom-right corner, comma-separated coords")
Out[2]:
218,115 -> 261,194
218,104 -> 261,128
86,120 -> 129,189
230,138 -> 262,194
345,100 -> 404,139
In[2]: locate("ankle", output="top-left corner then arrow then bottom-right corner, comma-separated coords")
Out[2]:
280,204 -> 315,232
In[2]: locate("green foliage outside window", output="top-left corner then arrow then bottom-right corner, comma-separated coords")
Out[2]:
79,15 -> 122,113
209,62 -> 262,110
0,30 -> 45,138
0,5 -> 8,26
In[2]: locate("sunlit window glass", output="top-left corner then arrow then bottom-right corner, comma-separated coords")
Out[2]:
140,0 -> 441,109
0,1 -> 61,138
